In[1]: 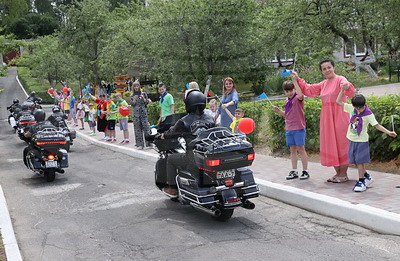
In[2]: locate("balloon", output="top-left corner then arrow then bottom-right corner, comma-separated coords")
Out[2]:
62,87 -> 69,93
119,106 -> 130,117
238,118 -> 256,134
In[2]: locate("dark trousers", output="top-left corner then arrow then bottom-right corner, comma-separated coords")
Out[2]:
166,153 -> 188,186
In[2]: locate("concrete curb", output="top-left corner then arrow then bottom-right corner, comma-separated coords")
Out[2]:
77,131 -> 400,235
0,186 -> 23,261
256,179 -> 400,236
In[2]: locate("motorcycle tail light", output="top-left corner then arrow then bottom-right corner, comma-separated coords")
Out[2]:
47,155 -> 55,160
224,179 -> 234,187
206,159 -> 220,167
247,153 -> 255,161
227,198 -> 240,203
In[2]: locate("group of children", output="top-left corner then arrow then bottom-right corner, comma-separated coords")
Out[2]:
272,73 -> 397,192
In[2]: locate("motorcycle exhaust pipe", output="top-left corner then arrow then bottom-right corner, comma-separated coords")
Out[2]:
190,203 -> 221,217
241,200 -> 255,210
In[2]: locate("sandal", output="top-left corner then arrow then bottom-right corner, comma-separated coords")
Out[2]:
327,175 -> 339,182
331,176 -> 349,183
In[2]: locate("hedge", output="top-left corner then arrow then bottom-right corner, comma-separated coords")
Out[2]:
262,95 -> 400,162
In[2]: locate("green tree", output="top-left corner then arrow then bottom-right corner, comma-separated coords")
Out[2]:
18,35 -> 75,87
59,0 -> 112,86
8,13 -> 59,39
139,0 -> 265,91
0,0 -> 28,29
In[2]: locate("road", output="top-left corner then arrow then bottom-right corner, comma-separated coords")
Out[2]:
1,67 -> 400,260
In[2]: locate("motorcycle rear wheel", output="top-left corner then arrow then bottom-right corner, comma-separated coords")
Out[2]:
44,169 -> 56,182
214,208 -> 234,222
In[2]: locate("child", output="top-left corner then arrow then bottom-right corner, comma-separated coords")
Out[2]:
272,78 -> 309,180
103,95 -> 118,142
336,86 -> 397,192
88,103 -> 97,136
224,107 -> 245,134
83,100 -> 90,130
75,98 -> 85,130
205,99 -> 220,126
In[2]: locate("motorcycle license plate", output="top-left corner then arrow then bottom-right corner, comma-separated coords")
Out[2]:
45,160 -> 57,168
216,169 -> 235,179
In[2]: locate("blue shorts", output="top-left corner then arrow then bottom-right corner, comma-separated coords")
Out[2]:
348,141 -> 371,164
285,128 -> 306,146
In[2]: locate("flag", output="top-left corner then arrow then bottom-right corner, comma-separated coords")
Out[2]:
207,89 -> 216,97
257,92 -> 267,99
185,83 -> 189,89
280,69 -> 292,77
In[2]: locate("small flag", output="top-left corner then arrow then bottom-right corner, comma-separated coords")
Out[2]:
257,92 -> 267,99
185,83 -> 189,89
280,69 -> 292,77
257,92 -> 273,105
207,89 -> 216,97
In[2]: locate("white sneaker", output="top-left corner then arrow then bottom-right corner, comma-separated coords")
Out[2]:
364,173 -> 374,187
103,136 -> 109,140
353,181 -> 367,192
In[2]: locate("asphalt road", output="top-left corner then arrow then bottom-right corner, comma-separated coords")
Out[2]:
1,68 -> 400,260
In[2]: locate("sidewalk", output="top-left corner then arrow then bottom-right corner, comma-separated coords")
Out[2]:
74,108 -> 400,235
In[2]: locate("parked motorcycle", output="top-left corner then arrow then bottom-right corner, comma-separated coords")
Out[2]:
148,115 -> 259,221
24,127 -> 68,182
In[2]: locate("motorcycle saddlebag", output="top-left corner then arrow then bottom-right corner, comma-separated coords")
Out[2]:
58,149 -> 68,168
18,114 -> 36,126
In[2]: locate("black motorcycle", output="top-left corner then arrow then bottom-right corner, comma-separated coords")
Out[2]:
24,127 -> 69,182
149,115 -> 259,221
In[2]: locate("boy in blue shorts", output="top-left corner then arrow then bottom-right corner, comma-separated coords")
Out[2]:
336,87 -> 397,192
272,77 -> 309,180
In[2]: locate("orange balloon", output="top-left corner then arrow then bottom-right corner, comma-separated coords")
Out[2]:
238,118 -> 256,134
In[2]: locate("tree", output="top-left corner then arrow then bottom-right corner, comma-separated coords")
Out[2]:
139,0 -> 266,90
59,0 -> 112,87
8,13 -> 59,39
19,35 -> 75,87
0,0 -> 28,29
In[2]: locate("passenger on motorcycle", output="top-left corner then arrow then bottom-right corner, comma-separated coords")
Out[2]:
47,105 -> 67,127
160,89 -> 215,196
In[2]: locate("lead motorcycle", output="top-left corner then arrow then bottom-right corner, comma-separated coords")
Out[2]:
148,114 -> 259,221
24,127 -> 69,182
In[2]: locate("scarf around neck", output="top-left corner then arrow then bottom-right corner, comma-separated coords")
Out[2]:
350,105 -> 373,136
160,91 -> 168,103
284,93 -> 297,115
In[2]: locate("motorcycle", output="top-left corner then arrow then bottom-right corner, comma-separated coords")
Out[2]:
57,122 -> 76,152
6,103 -> 21,130
24,127 -> 68,182
148,114 -> 259,221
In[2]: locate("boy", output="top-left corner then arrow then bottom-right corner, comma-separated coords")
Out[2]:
272,78 -> 309,180
224,107 -> 245,134
88,103 -> 97,136
336,86 -> 397,192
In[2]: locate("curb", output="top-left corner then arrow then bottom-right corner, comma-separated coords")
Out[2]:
77,131 -> 400,235
0,186 -> 23,261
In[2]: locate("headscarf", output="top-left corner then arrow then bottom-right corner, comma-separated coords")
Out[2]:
350,105 -> 373,136
284,93 -> 297,115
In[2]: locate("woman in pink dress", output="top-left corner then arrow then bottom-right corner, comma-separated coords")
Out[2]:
293,58 -> 356,183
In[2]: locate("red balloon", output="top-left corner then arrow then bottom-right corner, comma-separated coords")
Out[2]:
238,118 -> 256,134
119,106 -> 130,117
62,87 -> 69,93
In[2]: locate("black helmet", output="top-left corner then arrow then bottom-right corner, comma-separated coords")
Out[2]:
52,105 -> 61,113
185,89 -> 206,114
30,91 -> 36,97
33,109 -> 46,122
13,98 -> 19,104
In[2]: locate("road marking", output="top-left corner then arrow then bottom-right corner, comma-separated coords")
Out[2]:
31,183 -> 82,196
74,190 -> 164,213
6,159 -> 22,162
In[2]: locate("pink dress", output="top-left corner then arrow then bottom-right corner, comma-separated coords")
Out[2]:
297,76 -> 355,167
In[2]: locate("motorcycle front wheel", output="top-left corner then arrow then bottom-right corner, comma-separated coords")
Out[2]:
44,169 -> 56,182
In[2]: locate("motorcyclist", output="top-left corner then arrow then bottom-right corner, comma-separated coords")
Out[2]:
26,91 -> 43,104
47,105 -> 67,127
7,98 -> 20,111
160,89 -> 215,196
